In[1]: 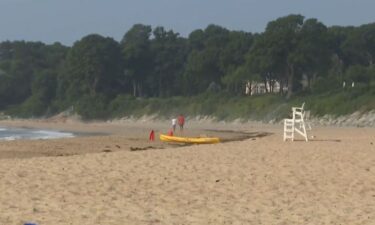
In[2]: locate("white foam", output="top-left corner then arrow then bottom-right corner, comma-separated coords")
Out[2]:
30,130 -> 75,140
0,135 -> 22,141
0,128 -> 75,141
0,128 -> 7,131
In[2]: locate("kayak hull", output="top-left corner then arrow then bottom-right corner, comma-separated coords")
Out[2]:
160,134 -> 220,144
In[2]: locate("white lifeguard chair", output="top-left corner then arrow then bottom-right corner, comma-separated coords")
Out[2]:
283,102 -> 308,142
304,110 -> 312,131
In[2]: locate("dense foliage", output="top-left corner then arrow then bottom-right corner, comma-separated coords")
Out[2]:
0,14 -> 374,119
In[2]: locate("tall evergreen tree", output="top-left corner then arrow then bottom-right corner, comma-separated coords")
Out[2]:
120,24 -> 152,97
59,34 -> 123,104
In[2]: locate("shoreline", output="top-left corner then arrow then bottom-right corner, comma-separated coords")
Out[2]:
0,119 -> 271,159
0,119 -> 374,224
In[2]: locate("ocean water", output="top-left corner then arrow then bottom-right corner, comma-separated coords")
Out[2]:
0,127 -> 75,141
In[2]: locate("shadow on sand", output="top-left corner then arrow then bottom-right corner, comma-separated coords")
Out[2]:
291,139 -> 341,142
210,131 -> 273,143
130,130 -> 273,152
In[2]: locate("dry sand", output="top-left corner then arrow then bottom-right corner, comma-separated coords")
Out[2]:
0,119 -> 374,225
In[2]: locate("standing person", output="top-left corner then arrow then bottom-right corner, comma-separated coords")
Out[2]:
171,118 -> 177,132
177,114 -> 185,131
149,130 -> 155,141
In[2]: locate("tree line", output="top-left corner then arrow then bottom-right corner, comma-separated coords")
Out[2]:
0,14 -> 374,118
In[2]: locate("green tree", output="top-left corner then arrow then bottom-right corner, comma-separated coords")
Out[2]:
342,23 -> 375,67
263,14 -> 305,98
183,25 -> 231,95
345,65 -> 372,85
59,34 -> 123,105
219,31 -> 254,93
0,41 -> 67,110
294,18 -> 332,89
242,28 -> 290,95
149,26 -> 187,97
120,24 -> 152,97
247,15 -> 332,97
17,70 -> 58,117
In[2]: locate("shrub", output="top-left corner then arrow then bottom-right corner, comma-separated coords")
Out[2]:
75,94 -> 109,120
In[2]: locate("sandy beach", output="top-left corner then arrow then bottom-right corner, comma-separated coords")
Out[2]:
0,119 -> 374,224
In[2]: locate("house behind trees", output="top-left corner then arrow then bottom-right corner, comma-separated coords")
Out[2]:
245,80 -> 288,96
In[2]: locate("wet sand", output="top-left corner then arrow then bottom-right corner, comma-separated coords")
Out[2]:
0,119 -> 374,224
0,119 -> 263,159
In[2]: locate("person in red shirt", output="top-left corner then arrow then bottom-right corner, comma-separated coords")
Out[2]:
149,130 -> 155,141
177,114 -> 185,131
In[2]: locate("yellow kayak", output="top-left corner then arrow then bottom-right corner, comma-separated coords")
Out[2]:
160,134 -> 220,144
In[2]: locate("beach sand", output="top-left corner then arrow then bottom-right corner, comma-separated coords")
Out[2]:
0,119 -> 374,224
